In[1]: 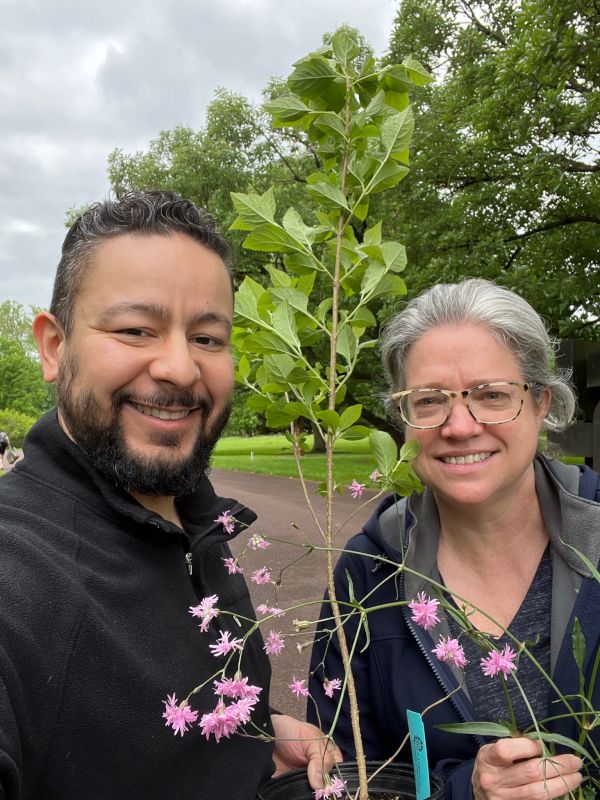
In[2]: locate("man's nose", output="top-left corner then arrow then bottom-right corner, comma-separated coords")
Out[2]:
148,335 -> 200,387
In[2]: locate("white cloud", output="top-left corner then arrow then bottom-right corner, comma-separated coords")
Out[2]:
0,0 -> 398,308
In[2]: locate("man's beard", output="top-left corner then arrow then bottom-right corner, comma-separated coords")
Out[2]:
57,357 -> 230,497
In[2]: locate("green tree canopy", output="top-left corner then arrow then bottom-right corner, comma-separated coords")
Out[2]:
383,0 -> 599,338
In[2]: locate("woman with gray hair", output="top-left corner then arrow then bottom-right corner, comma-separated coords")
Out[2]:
309,279 -> 600,799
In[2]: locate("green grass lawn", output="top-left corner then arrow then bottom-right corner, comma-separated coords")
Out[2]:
213,434 -> 376,485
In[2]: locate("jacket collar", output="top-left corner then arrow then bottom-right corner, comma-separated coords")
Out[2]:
19,409 -> 255,541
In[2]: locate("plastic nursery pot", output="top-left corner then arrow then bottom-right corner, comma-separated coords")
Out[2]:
257,761 -> 444,800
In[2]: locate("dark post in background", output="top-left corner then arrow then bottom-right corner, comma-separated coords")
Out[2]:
548,341 -> 600,471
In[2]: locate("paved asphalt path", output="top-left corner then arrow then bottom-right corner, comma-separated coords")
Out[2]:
210,469 -> 378,717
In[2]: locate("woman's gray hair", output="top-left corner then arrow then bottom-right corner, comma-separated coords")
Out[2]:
381,278 -> 576,432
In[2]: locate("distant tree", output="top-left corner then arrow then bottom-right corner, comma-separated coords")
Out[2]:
381,0 -> 599,338
0,336 -> 54,419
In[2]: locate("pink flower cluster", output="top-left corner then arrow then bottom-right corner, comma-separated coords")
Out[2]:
432,636 -> 468,668
410,593 -> 519,681
162,694 -> 199,736
323,677 -> 342,698
215,510 -> 235,534
248,533 -> 270,550
257,604 -> 285,618
481,644 -> 517,679
189,594 -> 220,633
251,566 -> 272,585
289,676 -> 309,698
223,557 -> 243,575
349,479 -> 365,499
314,775 -> 346,799
200,676 -> 263,742
264,630 -> 285,655
209,630 -> 244,657
163,675 -> 263,742
409,592 -> 440,631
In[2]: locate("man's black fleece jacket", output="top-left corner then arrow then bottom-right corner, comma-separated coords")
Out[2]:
0,410 -> 275,800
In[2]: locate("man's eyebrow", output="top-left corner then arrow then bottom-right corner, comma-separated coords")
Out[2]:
98,303 -> 232,331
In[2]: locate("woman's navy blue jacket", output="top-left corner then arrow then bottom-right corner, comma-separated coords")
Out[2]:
308,457 -> 600,798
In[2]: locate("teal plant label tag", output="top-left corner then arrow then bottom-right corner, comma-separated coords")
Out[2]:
407,710 -> 430,800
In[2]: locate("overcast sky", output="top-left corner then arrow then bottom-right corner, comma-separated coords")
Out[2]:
0,0 -> 398,310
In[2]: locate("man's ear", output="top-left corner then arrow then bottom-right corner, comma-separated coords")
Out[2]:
32,311 -> 65,383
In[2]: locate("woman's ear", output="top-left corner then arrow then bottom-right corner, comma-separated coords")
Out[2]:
537,386 -> 552,425
32,312 -> 65,383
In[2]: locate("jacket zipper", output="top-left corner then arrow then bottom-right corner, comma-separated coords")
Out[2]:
185,551 -> 193,576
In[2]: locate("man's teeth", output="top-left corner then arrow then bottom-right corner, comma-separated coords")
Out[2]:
133,403 -> 190,420
442,453 -> 492,465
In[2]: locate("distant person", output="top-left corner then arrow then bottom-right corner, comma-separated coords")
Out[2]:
309,279 -> 599,799
0,191 -> 339,799
0,431 -> 22,472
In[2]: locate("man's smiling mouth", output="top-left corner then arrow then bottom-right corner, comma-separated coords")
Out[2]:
132,403 -> 193,420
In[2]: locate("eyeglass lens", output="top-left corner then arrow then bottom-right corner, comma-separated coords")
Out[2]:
401,383 -> 524,427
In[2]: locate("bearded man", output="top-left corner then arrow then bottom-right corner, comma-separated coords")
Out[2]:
0,191 -> 337,799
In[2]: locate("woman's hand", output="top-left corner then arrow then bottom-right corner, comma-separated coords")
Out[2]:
472,737 -> 583,799
271,714 -> 343,790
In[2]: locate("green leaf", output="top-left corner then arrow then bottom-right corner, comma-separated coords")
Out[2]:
381,108 -> 415,160
282,207 -> 314,247
369,430 -> 398,476
361,262 -> 386,296
339,404 -> 362,430
348,306 -> 377,329
331,29 -> 360,67
306,182 -> 350,211
263,353 -> 296,382
339,425 -> 372,441
369,273 -> 407,299
266,401 -> 307,428
266,265 -> 293,288
270,288 -> 310,317
365,90 -> 386,118
402,55 -> 434,87
230,188 -> 276,228
272,302 -> 301,352
264,96 -> 313,123
384,90 -> 410,112
234,276 -> 270,326
437,721 -> 514,738
243,224 -> 305,254
316,410 -> 340,430
524,731 -> 595,763
368,160 -> 410,194
336,324 -> 358,364
246,394 -> 271,412
381,242 -> 407,272
572,617 -> 586,671
312,112 -> 346,138
288,55 -> 340,101
399,439 -> 421,462
363,221 -> 382,246
240,331 -> 293,356
237,355 -> 251,381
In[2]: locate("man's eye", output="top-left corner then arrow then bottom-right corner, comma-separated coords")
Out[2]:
191,335 -> 220,347
117,328 -> 148,337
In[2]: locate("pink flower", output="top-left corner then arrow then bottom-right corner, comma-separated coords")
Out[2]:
189,594 -> 220,633
264,630 -> 285,655
213,676 -> 262,704
289,676 -> 309,698
481,645 -> 518,680
251,567 -> 272,585
248,533 -> 270,550
162,693 -> 198,737
349,479 -> 365,499
257,604 -> 285,618
215,510 -> 235,534
209,630 -> 244,657
432,636 -> 468,669
199,698 -> 242,742
314,775 -> 346,799
369,469 -> 381,482
323,678 -> 342,698
223,557 -> 243,575
409,592 -> 440,631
